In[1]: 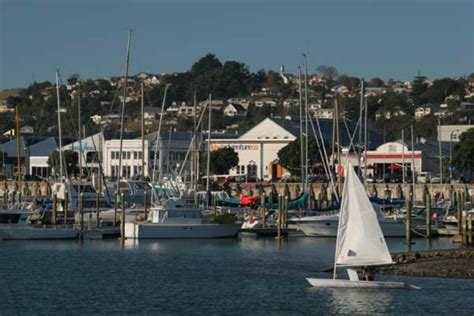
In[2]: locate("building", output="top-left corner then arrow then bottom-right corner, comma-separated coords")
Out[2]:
223,103 -> 247,117
437,125 -> 473,142
210,117 -> 386,181
103,139 -> 149,178
63,132 -> 104,175
28,137 -> 57,178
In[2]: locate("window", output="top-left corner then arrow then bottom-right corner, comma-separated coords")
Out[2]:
126,152 -> 131,159
134,151 -> 138,159
138,151 -> 143,159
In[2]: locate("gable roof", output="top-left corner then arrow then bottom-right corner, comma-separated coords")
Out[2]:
29,137 -> 57,157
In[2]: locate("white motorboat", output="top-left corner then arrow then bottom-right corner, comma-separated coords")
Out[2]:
0,211 -> 78,240
306,165 -> 417,289
296,213 -> 405,237
125,198 -> 241,239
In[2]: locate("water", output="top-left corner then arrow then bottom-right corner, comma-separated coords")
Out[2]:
1,237 -> 473,315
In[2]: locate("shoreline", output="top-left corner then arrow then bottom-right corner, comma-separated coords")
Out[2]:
380,248 -> 474,279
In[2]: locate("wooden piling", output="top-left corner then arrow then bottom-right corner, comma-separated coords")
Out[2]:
212,195 -> 217,216
405,194 -> 412,245
79,193 -> 84,238
284,195 -> 289,229
425,192 -> 431,238
275,194 -> 282,240
96,191 -> 100,229
52,193 -> 57,225
120,192 -> 126,241
64,188 -> 69,221
114,192 -> 118,227
468,214 -> 473,245
261,193 -> 266,227
3,187 -> 8,209
143,190 -> 148,221
457,192 -> 462,235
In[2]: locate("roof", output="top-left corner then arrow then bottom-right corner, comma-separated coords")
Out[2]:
29,137 -> 57,157
227,103 -> 246,113
0,137 -> 26,157
143,131 -> 193,142
270,117 -> 386,150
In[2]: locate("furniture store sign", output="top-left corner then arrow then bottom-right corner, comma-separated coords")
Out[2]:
210,143 -> 259,151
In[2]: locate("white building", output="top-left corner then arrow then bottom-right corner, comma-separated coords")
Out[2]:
223,103 -> 246,117
63,133 -> 104,175
28,137 -> 57,178
103,139 -> 149,178
437,125 -> 473,142
210,118 -> 297,180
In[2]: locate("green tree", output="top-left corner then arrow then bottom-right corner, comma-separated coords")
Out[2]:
316,65 -> 338,83
210,147 -> 239,175
411,75 -> 429,105
47,150 -> 79,177
277,137 -> 322,176
452,128 -> 474,177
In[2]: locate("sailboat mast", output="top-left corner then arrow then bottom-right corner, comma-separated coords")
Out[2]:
358,79 -> 364,176
152,83 -> 169,186
303,53 -> 309,193
116,29 -> 132,191
55,70 -> 64,180
335,93 -> 342,194
298,66 -> 304,189
363,99 -> 368,188
78,90 -> 82,193
192,92 -> 197,192
141,82 -> 145,178
206,93 -> 212,193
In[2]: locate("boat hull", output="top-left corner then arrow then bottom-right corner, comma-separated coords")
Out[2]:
299,219 -> 405,237
306,278 -> 408,289
0,225 -> 78,240
125,223 -> 242,239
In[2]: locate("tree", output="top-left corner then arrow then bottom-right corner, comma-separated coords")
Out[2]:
316,65 -> 338,82
452,128 -> 474,177
47,150 -> 79,177
210,147 -> 239,175
368,77 -> 385,88
411,75 -> 429,105
277,137 -> 322,176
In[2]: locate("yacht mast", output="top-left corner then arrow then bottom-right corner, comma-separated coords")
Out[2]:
298,66 -> 304,189
358,79 -> 364,176
141,82 -> 145,178
303,53 -> 309,193
55,70 -> 64,180
15,105 -> 21,191
116,29 -> 132,192
206,93 -> 212,193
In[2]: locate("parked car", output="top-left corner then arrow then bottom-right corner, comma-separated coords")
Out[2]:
431,174 -> 442,184
417,172 -> 432,184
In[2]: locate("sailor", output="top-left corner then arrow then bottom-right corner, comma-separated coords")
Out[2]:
362,266 -> 375,281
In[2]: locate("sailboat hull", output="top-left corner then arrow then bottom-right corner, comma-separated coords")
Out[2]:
299,218 -> 406,237
306,278 -> 408,289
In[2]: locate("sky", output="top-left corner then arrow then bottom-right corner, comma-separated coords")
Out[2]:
0,0 -> 473,89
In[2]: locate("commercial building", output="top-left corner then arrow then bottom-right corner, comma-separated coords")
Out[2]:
437,124 -> 473,142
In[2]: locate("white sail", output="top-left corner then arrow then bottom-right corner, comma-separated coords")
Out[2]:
334,165 -> 393,267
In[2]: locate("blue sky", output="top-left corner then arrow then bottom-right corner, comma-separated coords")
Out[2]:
1,0 -> 473,89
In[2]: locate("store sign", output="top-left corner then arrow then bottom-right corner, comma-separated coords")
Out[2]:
210,144 -> 259,151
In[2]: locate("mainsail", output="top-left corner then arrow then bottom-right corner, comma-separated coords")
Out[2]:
334,165 -> 393,267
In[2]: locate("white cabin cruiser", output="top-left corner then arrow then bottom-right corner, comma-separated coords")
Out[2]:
125,198 -> 241,239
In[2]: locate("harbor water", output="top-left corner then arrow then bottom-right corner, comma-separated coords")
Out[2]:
1,237 -> 473,314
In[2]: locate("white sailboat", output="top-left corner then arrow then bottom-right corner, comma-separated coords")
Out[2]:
306,165 -> 415,289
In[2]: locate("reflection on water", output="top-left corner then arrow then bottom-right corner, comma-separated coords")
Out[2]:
321,288 -> 393,314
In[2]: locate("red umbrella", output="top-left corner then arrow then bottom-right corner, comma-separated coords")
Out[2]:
388,164 -> 402,170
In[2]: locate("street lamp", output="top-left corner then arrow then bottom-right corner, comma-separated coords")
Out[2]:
449,129 -> 460,181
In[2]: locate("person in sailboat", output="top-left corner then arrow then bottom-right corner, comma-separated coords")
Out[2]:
362,266 -> 375,281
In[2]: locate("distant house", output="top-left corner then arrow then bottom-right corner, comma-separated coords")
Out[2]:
227,98 -> 250,109
20,126 -> 34,135
415,105 -> 434,120
313,108 -> 334,120
223,103 -> 247,117
143,107 -> 161,120
198,99 -> 224,110
255,100 -> 277,108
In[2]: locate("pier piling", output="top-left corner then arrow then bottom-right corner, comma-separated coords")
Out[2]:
79,193 -> 84,239
425,193 -> 431,239
120,192 -> 126,241
96,191 -> 100,229
405,193 -> 412,245
144,190 -> 148,221
52,193 -> 57,225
